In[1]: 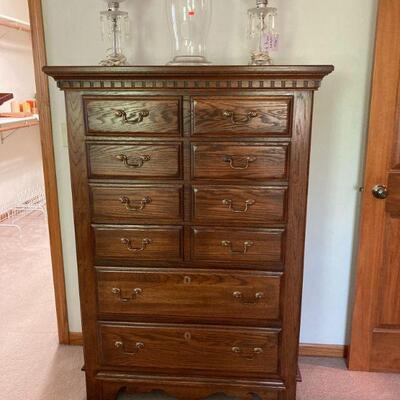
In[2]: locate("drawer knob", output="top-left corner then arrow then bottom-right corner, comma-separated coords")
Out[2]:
111,287 -> 143,302
222,199 -> 256,213
232,346 -> 264,360
232,291 -> 264,304
222,110 -> 258,124
119,196 -> 152,212
120,237 -> 152,253
221,240 -> 253,255
113,109 -> 150,124
223,155 -> 257,170
114,340 -> 145,355
116,154 -> 151,168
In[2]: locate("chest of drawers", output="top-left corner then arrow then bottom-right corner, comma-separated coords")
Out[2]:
45,65 -> 333,400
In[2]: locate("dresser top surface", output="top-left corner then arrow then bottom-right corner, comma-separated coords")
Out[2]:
43,65 -> 334,81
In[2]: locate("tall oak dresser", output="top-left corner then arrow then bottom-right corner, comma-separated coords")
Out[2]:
45,66 -> 333,400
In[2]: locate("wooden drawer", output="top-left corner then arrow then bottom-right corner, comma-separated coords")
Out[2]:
94,226 -> 183,262
192,97 -> 291,136
191,143 -> 289,180
192,227 -> 284,265
88,142 -> 182,179
84,97 -> 181,136
192,185 -> 287,224
90,185 -> 183,223
99,323 -> 280,379
97,268 -> 281,325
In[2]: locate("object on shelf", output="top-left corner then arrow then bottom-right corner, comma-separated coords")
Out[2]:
247,0 -> 279,65
166,0 -> 212,65
0,93 -> 13,106
0,14 -> 31,32
99,0 -> 130,66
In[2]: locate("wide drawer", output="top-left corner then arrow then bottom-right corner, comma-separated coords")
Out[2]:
192,96 -> 291,136
99,323 -> 280,379
191,143 -> 289,180
97,269 -> 281,324
94,226 -> 183,262
192,227 -> 284,265
192,185 -> 287,224
90,185 -> 183,223
84,97 -> 181,135
88,142 -> 182,179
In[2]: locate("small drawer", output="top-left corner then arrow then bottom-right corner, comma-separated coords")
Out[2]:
90,185 -> 183,224
94,226 -> 183,262
192,97 -> 291,136
191,143 -> 289,181
192,227 -> 284,265
88,142 -> 182,179
84,97 -> 181,136
97,269 -> 281,324
99,323 -> 280,379
192,185 -> 287,224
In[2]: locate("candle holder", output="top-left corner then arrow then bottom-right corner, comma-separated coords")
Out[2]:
100,0 -> 130,66
247,0 -> 279,66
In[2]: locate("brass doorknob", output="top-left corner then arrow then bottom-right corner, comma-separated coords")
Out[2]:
372,185 -> 388,199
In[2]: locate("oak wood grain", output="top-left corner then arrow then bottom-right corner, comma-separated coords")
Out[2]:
84,96 -> 181,136
94,226 -> 184,262
192,143 -> 289,181
99,323 -> 280,379
88,142 -> 182,179
90,184 -> 184,223
192,96 -> 291,136
192,185 -> 287,224
97,268 -> 281,325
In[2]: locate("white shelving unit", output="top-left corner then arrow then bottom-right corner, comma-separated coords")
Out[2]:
0,114 -> 40,143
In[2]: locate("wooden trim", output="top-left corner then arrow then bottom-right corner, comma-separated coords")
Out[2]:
28,0 -> 70,344
299,344 -> 348,358
68,331 -> 347,359
0,119 -> 39,133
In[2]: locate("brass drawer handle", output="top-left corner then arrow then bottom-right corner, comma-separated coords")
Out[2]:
221,240 -> 253,255
223,110 -> 258,124
114,340 -> 145,355
232,346 -> 263,360
223,155 -> 257,170
116,154 -> 151,168
119,196 -> 152,211
222,199 -> 256,213
121,238 -> 152,252
113,109 -> 150,124
111,287 -> 142,302
232,291 -> 264,304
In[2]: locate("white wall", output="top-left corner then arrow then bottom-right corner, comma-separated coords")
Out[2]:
42,0 -> 378,345
0,0 -> 43,209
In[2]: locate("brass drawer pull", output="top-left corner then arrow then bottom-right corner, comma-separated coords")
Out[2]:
223,155 -> 257,170
120,238 -> 152,252
221,240 -> 253,255
232,346 -> 264,360
119,196 -> 152,211
223,110 -> 258,124
113,109 -> 150,124
222,199 -> 256,213
116,154 -> 151,168
232,291 -> 264,304
114,340 -> 145,355
111,287 -> 142,302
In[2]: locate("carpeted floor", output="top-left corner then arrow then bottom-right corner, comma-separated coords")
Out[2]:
1,214 -> 399,400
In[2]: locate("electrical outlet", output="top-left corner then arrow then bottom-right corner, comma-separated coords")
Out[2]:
61,122 -> 68,148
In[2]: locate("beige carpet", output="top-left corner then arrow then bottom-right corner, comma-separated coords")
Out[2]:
1,214 -> 399,400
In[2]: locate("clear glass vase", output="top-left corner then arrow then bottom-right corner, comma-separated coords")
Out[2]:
166,0 -> 212,65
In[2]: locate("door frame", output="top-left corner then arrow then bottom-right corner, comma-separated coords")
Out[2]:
348,0 -> 400,370
27,0 -> 70,344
